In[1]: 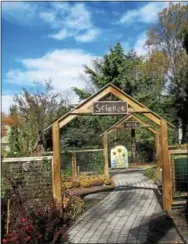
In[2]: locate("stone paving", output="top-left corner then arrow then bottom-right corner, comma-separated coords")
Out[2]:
68,171 -> 163,244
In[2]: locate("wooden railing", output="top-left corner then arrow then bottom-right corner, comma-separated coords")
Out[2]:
3,155 -> 52,163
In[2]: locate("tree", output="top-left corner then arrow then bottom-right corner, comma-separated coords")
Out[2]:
76,42 -> 164,105
137,51 -> 172,119
83,43 -> 143,96
8,106 -> 21,155
146,3 -> 188,142
170,53 -> 188,143
146,3 -> 188,82
179,21 -> 188,54
9,80 -> 69,155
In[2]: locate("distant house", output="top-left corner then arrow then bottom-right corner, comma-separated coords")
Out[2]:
1,125 -> 11,152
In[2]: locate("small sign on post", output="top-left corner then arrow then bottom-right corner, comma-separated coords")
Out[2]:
124,121 -> 140,129
93,101 -> 128,115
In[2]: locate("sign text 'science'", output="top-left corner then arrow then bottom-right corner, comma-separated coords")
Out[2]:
93,101 -> 128,115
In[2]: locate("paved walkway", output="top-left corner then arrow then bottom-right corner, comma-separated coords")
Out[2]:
68,171 -> 164,243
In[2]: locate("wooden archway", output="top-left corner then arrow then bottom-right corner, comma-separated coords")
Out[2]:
46,83 -> 174,211
100,113 -> 161,176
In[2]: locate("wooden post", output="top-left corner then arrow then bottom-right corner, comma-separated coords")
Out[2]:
161,119 -> 172,211
103,132 -> 109,177
52,122 -> 62,206
72,152 -> 77,178
155,131 -> 161,166
172,159 -> 176,194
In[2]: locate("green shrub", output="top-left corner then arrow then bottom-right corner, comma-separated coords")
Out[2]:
144,167 -> 162,184
144,167 -> 155,180
64,194 -> 85,220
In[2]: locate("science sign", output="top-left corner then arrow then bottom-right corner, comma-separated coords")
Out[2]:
111,145 -> 128,168
93,101 -> 128,115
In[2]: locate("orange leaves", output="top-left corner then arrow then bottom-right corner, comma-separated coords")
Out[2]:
1,112 -> 18,138
168,23 -> 175,31
1,125 -> 7,138
1,112 -> 17,126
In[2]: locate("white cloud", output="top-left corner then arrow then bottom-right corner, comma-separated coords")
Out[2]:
48,3 -> 100,42
5,49 -> 100,95
2,95 -> 14,113
122,32 -> 149,57
49,29 -> 74,40
133,32 -> 148,56
75,29 -> 100,42
2,2 -> 38,26
64,3 -> 91,30
2,2 -> 100,42
39,11 -> 58,28
120,2 -> 168,24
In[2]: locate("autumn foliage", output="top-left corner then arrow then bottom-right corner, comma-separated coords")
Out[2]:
1,113 -> 17,138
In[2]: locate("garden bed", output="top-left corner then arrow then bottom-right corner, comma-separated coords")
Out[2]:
62,174 -> 114,193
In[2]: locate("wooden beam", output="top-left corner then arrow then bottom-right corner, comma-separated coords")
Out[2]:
171,159 -> 176,194
109,86 -> 161,126
100,114 -> 132,136
169,149 -> 188,154
132,115 -> 156,134
59,87 -> 111,128
71,108 -> 149,114
109,85 -> 174,127
100,113 -> 157,137
3,156 -> 52,163
71,152 -> 77,178
155,131 -> 161,166
172,200 -> 186,205
43,149 -> 103,155
161,119 -> 172,211
59,114 -> 77,129
45,83 -> 174,131
103,133 -> 109,177
52,122 -> 62,206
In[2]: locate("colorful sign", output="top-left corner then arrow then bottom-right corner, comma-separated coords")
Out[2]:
111,145 -> 128,168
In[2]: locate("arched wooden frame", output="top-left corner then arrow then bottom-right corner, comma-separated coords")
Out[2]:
100,113 -> 161,178
48,83 -> 174,211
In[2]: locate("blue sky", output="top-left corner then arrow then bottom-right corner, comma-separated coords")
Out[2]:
2,1 -> 175,112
